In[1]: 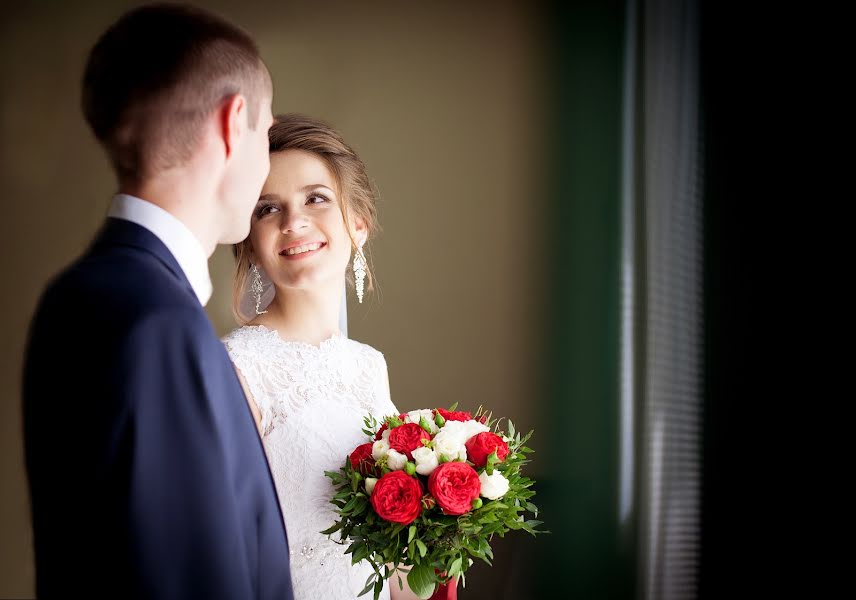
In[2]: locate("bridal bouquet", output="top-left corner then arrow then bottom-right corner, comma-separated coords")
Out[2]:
323,405 -> 544,599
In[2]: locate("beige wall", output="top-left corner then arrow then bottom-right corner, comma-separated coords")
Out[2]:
0,1 -> 547,596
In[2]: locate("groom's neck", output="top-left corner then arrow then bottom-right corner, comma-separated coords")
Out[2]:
120,168 -> 220,257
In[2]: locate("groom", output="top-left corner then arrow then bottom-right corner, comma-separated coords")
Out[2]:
22,4 -> 292,599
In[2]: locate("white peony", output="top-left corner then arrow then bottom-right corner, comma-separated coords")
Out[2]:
462,419 -> 490,440
372,439 -> 390,461
386,449 -> 408,471
479,470 -> 510,500
406,409 -> 439,434
411,446 -> 440,476
432,421 -> 469,462
365,477 -> 378,496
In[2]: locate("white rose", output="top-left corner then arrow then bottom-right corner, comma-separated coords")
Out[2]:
411,446 -> 439,476
381,428 -> 391,441
372,439 -> 390,461
462,419 -> 490,441
432,421 -> 468,462
365,477 -> 378,496
406,409 -> 438,434
386,449 -> 408,471
479,470 -> 510,500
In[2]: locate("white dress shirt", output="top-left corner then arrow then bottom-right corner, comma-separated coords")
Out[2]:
107,194 -> 213,306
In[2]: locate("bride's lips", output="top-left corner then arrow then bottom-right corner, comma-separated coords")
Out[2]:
279,240 -> 327,260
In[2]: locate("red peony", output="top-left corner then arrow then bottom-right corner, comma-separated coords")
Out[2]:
370,471 -> 423,524
435,407 -> 473,422
464,432 -> 509,468
427,461 -> 481,515
388,423 -> 432,460
349,442 -> 376,475
375,414 -> 409,440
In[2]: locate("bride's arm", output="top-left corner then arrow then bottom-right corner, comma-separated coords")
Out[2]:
233,368 -> 263,436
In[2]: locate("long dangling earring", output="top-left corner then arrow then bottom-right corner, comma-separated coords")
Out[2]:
251,264 -> 268,315
353,245 -> 367,304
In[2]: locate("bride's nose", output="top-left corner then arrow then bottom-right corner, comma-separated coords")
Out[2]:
279,207 -> 310,234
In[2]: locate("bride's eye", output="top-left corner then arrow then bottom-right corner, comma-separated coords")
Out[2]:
307,193 -> 330,205
255,202 -> 279,218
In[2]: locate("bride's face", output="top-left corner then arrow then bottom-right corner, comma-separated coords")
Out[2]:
249,149 -> 364,292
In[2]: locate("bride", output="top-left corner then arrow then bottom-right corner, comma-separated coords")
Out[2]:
223,114 -> 419,599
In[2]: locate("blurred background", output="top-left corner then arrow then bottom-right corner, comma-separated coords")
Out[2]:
0,0 -> 756,598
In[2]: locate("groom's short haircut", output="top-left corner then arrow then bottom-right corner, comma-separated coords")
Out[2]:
82,3 -> 272,184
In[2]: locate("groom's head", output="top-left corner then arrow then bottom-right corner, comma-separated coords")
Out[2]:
82,3 -> 274,241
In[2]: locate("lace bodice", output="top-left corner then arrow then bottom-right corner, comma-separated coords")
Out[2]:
223,325 -> 398,600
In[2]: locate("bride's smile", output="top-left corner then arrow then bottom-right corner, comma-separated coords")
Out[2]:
279,240 -> 327,259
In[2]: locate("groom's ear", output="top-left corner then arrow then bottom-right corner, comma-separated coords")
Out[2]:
218,94 -> 247,159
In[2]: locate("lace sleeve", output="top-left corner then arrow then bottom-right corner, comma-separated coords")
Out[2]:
222,332 -> 276,435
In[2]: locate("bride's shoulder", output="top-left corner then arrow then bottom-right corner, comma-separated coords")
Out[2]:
221,324 -> 272,355
343,337 -> 387,368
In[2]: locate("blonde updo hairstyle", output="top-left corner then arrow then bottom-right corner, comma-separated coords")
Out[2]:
232,113 -> 379,323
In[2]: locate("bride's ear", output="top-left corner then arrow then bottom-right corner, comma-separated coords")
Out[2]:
352,216 -> 368,248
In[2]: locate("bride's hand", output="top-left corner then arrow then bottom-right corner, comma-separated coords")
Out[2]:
386,564 -> 423,600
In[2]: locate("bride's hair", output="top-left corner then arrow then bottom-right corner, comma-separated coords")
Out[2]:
232,113 -> 380,324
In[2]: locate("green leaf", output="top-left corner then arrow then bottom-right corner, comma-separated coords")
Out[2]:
341,495 -> 361,513
448,401 -> 459,411
408,525 -> 417,544
358,576 -> 376,597
320,521 -> 342,535
415,538 -> 428,557
448,556 -> 463,577
407,562 -> 437,600
352,543 -> 370,563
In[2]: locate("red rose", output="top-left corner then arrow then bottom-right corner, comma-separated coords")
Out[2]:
370,471 -> 423,524
465,432 -> 509,468
427,461 -> 481,515
388,422 -> 432,460
435,407 -> 473,422
349,442 -> 376,475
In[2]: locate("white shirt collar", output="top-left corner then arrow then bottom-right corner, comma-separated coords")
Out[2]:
107,194 -> 213,306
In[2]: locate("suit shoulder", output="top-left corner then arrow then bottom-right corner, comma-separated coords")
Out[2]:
36,244 -> 196,326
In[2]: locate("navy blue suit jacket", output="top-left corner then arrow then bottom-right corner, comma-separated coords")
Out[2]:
23,218 -> 294,599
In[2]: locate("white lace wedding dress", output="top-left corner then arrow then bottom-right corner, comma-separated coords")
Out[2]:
223,325 -> 398,600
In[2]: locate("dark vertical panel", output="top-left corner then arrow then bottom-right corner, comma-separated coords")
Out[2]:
535,1 -> 635,598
